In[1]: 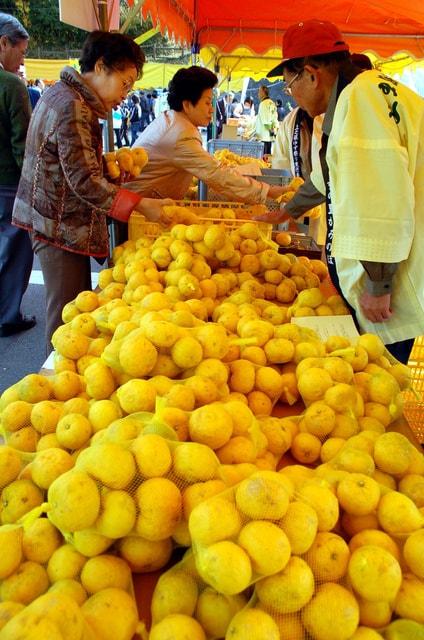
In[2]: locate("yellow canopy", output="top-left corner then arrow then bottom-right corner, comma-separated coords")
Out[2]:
24,58 -> 186,88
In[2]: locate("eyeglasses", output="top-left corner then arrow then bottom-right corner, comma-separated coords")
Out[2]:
113,67 -> 135,94
283,70 -> 304,96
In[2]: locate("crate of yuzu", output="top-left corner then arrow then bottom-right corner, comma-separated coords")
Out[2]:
128,200 -> 272,240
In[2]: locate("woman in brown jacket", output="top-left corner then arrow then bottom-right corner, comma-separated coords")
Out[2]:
13,31 -> 171,352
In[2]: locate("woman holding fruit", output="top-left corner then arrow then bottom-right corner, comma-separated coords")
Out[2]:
128,66 -> 290,203
12,30 -> 172,353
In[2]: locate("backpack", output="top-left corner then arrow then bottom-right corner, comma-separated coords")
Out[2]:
130,104 -> 141,123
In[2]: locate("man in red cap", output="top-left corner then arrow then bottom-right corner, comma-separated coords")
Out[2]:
258,19 -> 424,364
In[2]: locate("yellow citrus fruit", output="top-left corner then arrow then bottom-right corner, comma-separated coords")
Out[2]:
348,529 -> 401,561
117,535 -> 172,573
0,601 -> 25,630
357,598 -> 392,628
116,378 -> 156,414
150,613 -> 206,640
189,404 -> 233,449
131,433 -> 172,478
302,582 -> 360,640
378,491 -> 424,535
164,384 -> 196,411
188,495 -> 242,546
30,400 -> 63,435
195,540 -> 252,595
0,560 -> 49,605
225,607 -> 280,640
81,587 -> 139,640
279,500 -> 318,555
6,425 -> 39,452
393,573 -> 424,624
47,469 -> 100,532
0,524 -> 23,580
297,482 -> 339,532
337,473 -> 381,516
88,399 -> 122,433
399,474 -> 424,508
195,588 -> 246,639
171,336 -> 203,369
215,436 -> 256,464
303,401 -> 336,438
182,480 -> 226,521
48,578 -> 87,606
172,442 -> 220,482
1,400 -> 32,432
118,329 -> 158,378
305,531 -> 350,582
0,446 -> 22,489
151,568 -> 198,624
56,412 -> 92,450
80,554 -> 131,594
331,446 -> 375,475
348,544 -> 402,602
237,520 -> 291,575
76,442 -> 136,490
373,432 -> 414,476
357,334 -> 385,361
291,432 -> 322,464
135,477 -> 182,541
95,489 -> 136,539
0,479 -> 44,524
22,518 -> 62,564
17,374 -> 52,404
235,471 -> 292,520
256,556 -> 315,613
75,290 -> 99,312
297,367 -> 333,404
31,447 -> 74,489
403,529 -> 424,579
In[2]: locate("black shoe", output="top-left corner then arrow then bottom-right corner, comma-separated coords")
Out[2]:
0,315 -> 36,337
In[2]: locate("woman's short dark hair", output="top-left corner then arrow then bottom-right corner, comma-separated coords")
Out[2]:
0,12 -> 29,44
131,94 -> 140,104
79,31 -> 145,77
260,85 -> 269,98
168,66 -> 217,111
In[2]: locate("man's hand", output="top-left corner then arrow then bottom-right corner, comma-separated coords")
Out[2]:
134,198 -> 175,225
253,205 -> 292,225
359,291 -> 393,323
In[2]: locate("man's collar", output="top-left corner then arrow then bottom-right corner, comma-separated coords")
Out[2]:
322,77 -> 339,137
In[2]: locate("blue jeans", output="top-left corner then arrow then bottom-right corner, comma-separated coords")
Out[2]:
0,185 -> 34,324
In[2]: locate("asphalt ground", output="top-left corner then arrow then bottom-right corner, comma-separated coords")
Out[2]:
0,256 -> 102,395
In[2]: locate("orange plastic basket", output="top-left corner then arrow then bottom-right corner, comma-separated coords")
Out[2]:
403,336 -> 424,443
128,200 -> 272,241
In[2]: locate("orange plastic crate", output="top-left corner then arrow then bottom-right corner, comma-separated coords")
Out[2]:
128,200 -> 272,241
403,336 -> 424,443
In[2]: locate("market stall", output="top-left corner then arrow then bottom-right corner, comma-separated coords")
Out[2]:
0,5 -> 424,639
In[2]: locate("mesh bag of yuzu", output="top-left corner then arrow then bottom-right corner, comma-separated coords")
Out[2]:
148,549 -> 251,640
0,512 -> 144,640
30,426 -> 223,561
187,470 -> 301,596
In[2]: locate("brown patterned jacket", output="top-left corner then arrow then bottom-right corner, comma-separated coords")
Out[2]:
12,66 -> 140,257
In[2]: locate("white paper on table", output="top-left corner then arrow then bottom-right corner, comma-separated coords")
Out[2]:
291,315 -> 360,342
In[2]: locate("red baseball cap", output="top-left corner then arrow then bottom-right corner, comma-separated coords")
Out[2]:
268,19 -> 349,77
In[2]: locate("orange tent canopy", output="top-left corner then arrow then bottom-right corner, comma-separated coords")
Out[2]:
133,0 -> 424,59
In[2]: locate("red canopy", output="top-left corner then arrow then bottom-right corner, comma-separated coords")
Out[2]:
134,0 -> 424,58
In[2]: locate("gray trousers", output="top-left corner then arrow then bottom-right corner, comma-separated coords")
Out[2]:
0,186 -> 34,324
33,240 -> 92,356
